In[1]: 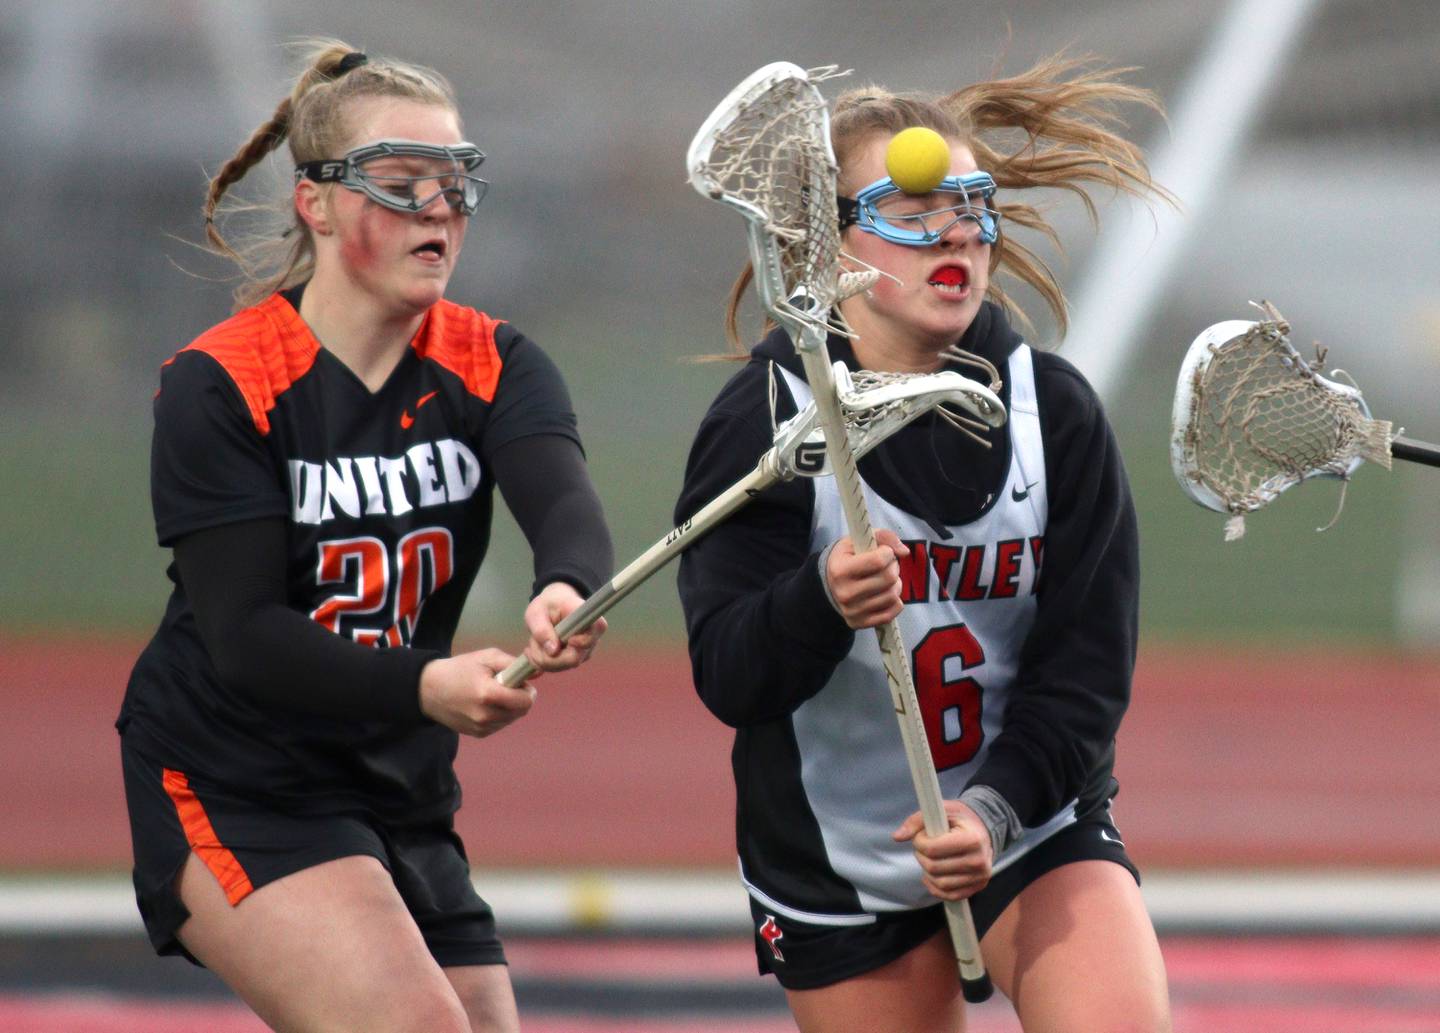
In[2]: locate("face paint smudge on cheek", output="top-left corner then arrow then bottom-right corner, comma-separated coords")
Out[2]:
339,215 -> 387,273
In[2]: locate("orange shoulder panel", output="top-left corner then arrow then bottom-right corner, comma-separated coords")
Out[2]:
171,295 -> 321,435
412,300 -> 505,402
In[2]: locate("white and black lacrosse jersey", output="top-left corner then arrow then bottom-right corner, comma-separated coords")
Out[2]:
767,351 -> 1076,915
676,302 -> 1139,922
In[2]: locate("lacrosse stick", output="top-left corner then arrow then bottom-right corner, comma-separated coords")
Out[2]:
497,365 -> 1003,687
1171,300 -> 1440,541
687,61 -> 1003,1003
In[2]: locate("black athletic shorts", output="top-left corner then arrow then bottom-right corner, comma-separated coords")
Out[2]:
120,738 -> 506,969
746,807 -> 1139,990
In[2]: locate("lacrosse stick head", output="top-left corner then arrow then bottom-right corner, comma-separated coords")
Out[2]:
687,63 -> 873,331
1170,302 -> 1393,540
841,364 -> 1006,439
771,363 -> 1007,479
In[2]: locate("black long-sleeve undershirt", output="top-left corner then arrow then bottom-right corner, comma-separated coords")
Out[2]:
674,389 -> 857,726
496,435 -> 614,599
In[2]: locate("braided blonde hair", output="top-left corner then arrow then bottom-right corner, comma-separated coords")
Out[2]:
204,39 -> 462,310
723,53 -> 1172,352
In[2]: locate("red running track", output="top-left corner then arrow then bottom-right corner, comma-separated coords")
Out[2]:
1,636 -> 1438,869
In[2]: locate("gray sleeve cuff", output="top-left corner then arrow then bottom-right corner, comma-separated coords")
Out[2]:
960,784 -> 1023,857
816,541 -> 843,615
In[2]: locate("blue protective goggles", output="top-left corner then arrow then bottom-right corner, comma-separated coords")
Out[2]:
838,171 -> 1000,246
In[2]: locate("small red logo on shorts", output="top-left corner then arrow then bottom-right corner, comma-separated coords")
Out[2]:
759,914 -> 785,962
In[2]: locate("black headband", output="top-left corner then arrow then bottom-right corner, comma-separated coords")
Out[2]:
335,51 -> 369,75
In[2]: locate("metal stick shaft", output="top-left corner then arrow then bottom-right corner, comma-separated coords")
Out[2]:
497,465 -> 771,687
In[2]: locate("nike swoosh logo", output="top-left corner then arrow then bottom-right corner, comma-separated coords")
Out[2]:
1011,480 -> 1038,502
400,391 -> 440,430
1099,828 -> 1125,847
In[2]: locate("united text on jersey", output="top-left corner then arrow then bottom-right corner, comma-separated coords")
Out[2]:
288,438 -> 482,524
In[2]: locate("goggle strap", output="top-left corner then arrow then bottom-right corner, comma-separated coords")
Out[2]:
295,160 -> 349,185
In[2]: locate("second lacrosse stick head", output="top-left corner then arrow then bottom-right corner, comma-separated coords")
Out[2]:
1169,303 -> 1393,539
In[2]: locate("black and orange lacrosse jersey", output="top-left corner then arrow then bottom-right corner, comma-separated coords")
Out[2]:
119,289 -> 580,823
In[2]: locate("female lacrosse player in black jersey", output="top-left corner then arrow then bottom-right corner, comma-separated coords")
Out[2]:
677,57 -> 1173,1032
117,41 -> 612,1033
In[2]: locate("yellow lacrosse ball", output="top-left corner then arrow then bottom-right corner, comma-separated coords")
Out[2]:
885,127 -> 952,194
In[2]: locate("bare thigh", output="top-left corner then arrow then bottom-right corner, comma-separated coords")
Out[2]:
176,852 -> 471,1033
980,860 -> 1171,1033
784,929 -> 965,1033
445,964 -> 521,1033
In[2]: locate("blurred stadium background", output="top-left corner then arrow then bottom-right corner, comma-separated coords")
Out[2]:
2,0 -> 1438,1029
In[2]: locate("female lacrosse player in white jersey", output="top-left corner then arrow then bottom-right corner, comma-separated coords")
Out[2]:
676,55 -> 1173,1032
117,40 -> 612,1033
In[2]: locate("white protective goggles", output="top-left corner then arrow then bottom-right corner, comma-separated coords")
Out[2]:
296,139 -> 489,216
838,171 -> 1000,246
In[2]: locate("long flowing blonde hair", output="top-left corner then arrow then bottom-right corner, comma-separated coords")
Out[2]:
722,53 -> 1172,352
203,39 -> 462,311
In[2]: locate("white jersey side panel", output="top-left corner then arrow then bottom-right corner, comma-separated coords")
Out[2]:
775,346 -> 1078,915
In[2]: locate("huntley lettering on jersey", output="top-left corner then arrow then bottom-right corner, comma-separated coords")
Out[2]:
288,439 -> 483,524
896,536 -> 1045,604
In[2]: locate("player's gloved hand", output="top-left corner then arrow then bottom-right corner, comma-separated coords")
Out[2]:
824,529 -> 911,630
893,800 -> 995,902
418,649 -> 536,738
522,581 -> 607,675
